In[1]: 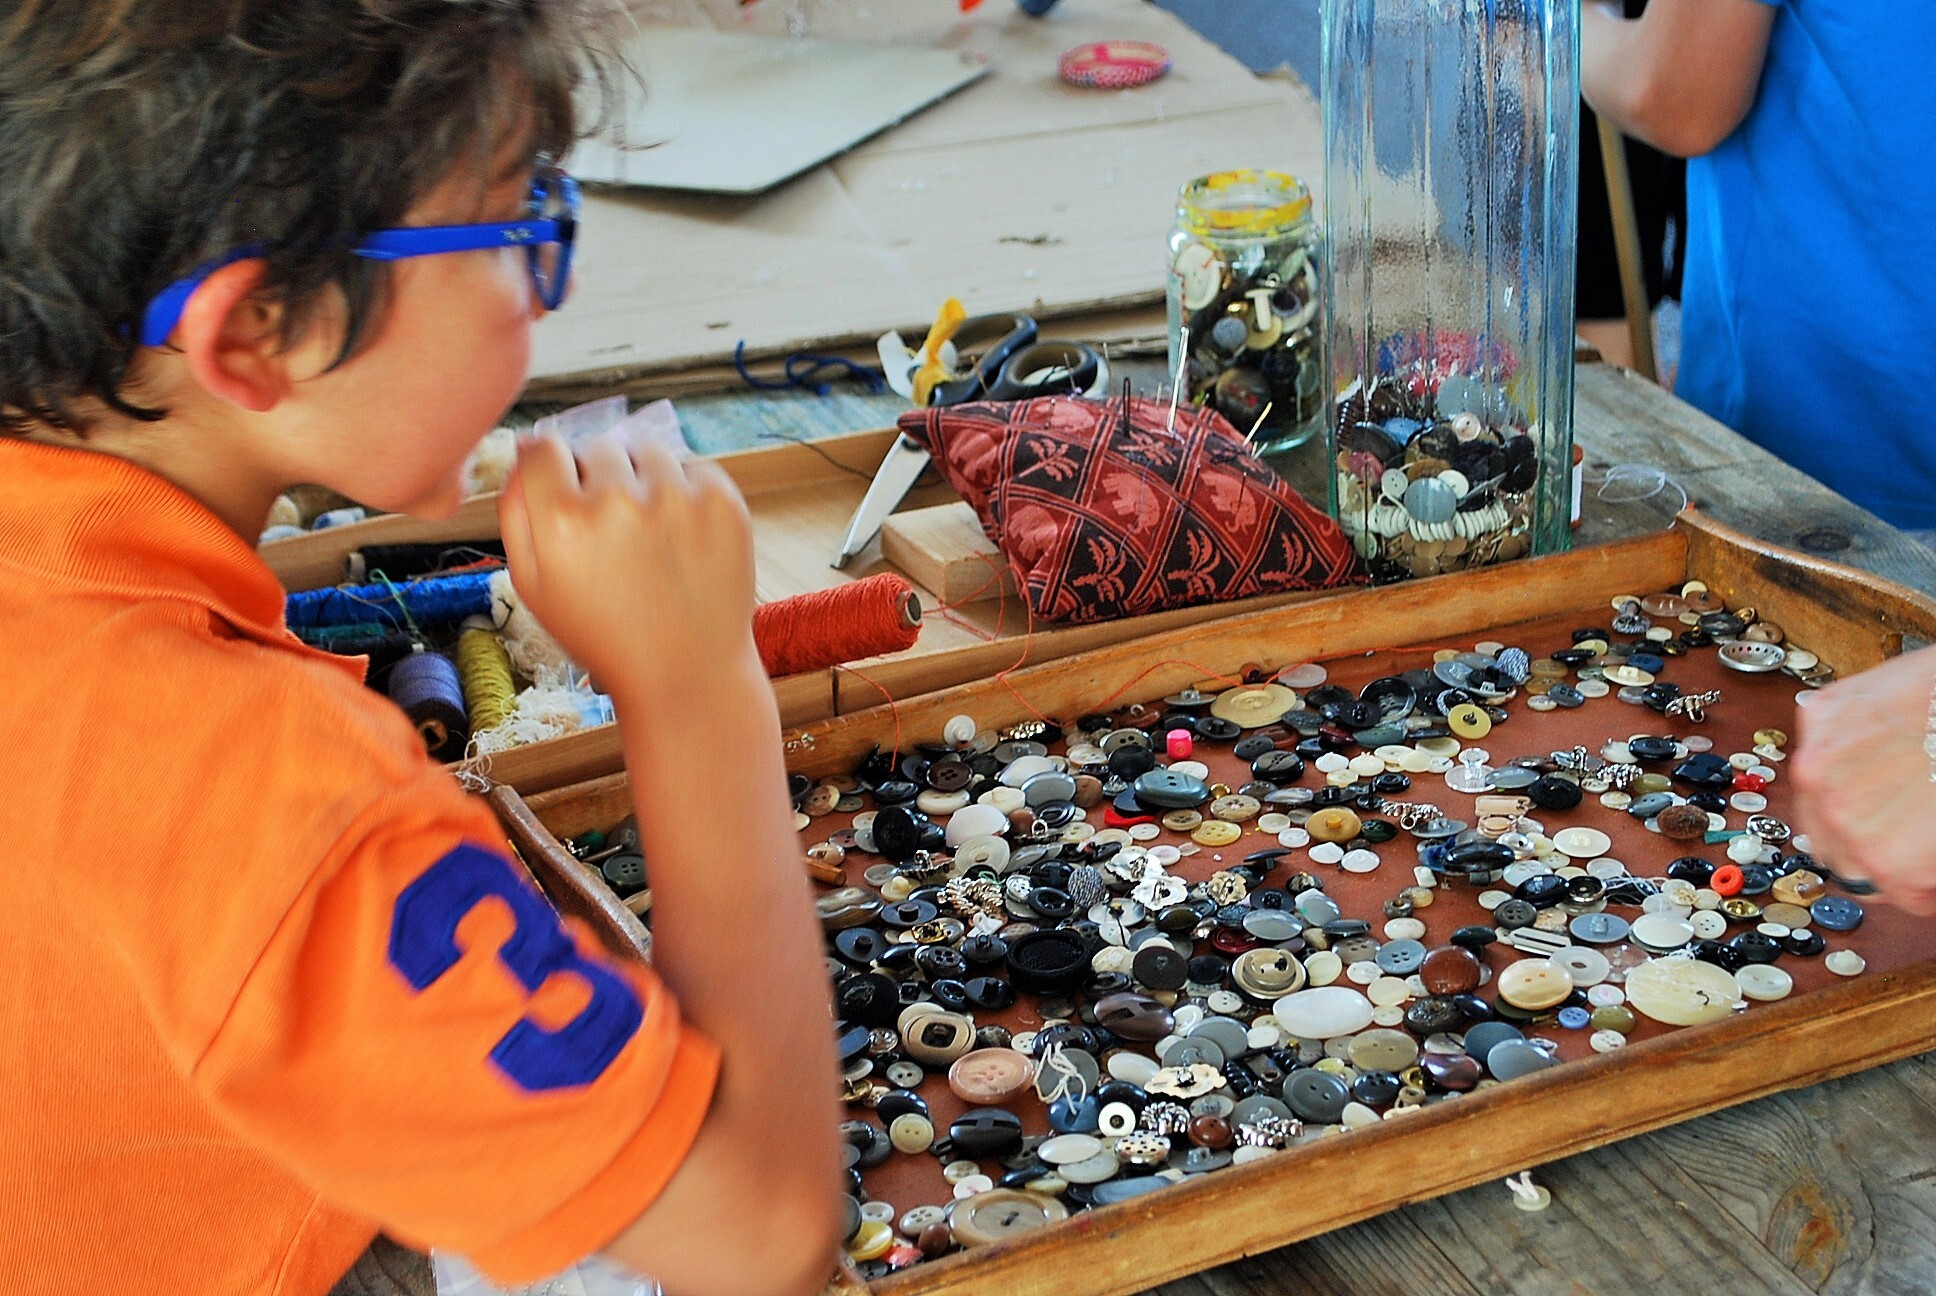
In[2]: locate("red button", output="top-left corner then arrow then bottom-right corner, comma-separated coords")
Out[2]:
1710,863 -> 1745,897
1732,772 -> 1768,792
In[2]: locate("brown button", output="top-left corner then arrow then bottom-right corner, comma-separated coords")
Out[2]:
1771,869 -> 1827,907
1093,992 -> 1176,1042
1656,803 -> 1710,841
1307,807 -> 1363,843
1419,944 -> 1483,995
1189,1115 -> 1234,1149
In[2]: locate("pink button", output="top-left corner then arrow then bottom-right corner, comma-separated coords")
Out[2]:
1166,728 -> 1194,760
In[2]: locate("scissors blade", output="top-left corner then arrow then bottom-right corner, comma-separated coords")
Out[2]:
833,435 -> 933,568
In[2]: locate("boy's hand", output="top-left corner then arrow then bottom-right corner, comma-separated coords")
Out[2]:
498,431 -> 758,708
1792,646 -> 1936,915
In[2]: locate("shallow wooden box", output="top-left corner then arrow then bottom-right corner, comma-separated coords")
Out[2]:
263,428 -> 1338,795
487,511 -> 1936,1296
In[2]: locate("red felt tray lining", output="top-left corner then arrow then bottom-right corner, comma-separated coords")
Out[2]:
795,599 -> 1917,1244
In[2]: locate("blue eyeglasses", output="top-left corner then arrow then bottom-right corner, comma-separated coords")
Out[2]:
136,166 -> 579,348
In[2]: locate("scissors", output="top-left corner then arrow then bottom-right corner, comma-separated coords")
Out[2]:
833,315 -> 1108,568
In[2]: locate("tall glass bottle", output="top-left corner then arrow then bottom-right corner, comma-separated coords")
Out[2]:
1322,0 -> 1578,582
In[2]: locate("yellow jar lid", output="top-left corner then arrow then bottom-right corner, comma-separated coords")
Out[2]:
1178,168 -> 1314,237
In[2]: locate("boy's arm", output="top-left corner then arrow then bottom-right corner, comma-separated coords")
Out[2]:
499,434 -> 844,1296
1583,0 -> 1778,158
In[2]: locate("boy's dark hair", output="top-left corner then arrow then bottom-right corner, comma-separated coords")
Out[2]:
0,0 -> 617,433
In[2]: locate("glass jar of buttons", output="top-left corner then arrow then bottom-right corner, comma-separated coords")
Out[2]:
1165,169 -> 1325,455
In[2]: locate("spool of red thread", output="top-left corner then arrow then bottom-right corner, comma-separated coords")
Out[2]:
753,573 -> 923,678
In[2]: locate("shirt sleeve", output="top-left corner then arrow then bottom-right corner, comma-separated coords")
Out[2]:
188,781 -> 719,1284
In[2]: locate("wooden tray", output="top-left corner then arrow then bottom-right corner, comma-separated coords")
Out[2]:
488,511 -> 1936,1296
263,428 -> 1337,795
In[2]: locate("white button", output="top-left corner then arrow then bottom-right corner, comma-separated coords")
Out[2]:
1825,950 -> 1867,977
1689,910 -> 1728,940
1735,964 -> 1794,1001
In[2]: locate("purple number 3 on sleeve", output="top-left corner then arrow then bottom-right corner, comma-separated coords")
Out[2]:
389,844 -> 645,1093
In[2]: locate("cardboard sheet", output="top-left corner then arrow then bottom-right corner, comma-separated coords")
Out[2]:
566,28 -> 988,193
529,0 -> 1323,392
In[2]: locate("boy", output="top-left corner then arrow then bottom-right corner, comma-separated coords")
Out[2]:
0,3 -> 842,1294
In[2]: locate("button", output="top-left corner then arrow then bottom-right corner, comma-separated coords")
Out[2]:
1419,944 -> 1483,995
1495,959 -> 1574,1010
1486,1038 -> 1560,1080
1551,827 -> 1612,859
1809,896 -> 1865,932
1625,957 -> 1741,1025
948,1049 -> 1037,1104
1133,769 -> 1212,809
1630,912 -> 1696,951
1192,820 -> 1242,847
1285,1069 -> 1350,1122
1210,684 -> 1299,728
948,1108 -> 1024,1157
950,1189 -> 1070,1247
1568,912 -> 1630,944
1209,794 -> 1262,823
1272,985 -> 1375,1038
1307,807 -> 1363,843
1825,950 -> 1867,977
889,1113 -> 935,1154
1549,945 -> 1610,987
1735,964 -> 1794,1001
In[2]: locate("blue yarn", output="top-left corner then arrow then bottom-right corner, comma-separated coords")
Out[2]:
285,570 -> 495,631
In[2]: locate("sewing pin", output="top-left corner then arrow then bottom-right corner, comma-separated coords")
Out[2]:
1165,325 -> 1189,435
1244,401 -> 1275,446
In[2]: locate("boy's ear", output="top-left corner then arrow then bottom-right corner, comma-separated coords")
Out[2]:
173,258 -> 291,414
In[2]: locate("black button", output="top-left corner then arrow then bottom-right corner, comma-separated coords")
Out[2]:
872,806 -> 929,861
835,927 -> 889,964
1515,874 -> 1570,908
1131,945 -> 1189,991
836,973 -> 901,1026
965,976 -> 1015,1010
1527,775 -> 1583,811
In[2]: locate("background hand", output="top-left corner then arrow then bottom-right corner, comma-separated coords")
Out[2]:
1792,645 -> 1936,915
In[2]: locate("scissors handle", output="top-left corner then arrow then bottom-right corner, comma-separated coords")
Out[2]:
983,340 -> 1105,402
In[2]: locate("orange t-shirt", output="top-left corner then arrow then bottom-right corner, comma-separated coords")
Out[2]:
0,439 -> 719,1293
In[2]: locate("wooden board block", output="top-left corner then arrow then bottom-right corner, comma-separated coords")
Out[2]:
878,502 -> 1016,606
501,511 -> 1936,1296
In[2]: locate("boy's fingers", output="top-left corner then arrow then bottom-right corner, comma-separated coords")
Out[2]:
576,433 -> 639,494
511,433 -> 580,512
497,465 -> 538,590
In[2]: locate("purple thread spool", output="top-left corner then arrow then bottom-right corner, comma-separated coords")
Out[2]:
388,650 -> 469,760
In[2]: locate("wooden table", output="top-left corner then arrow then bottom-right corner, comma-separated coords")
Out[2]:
674,360 -> 1936,1296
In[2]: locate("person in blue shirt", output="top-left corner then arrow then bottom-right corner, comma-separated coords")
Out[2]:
1582,0 -> 1936,534
1587,2 -> 1936,915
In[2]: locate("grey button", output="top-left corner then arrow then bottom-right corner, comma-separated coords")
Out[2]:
1462,1021 -> 1524,1061
1285,1070 -> 1350,1123
1486,1039 -> 1561,1081
1375,938 -> 1427,974
1569,912 -> 1631,944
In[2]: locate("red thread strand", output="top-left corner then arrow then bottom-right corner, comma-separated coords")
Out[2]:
754,573 -> 922,678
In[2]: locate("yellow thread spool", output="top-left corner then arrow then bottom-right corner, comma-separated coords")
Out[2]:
456,625 -> 517,734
